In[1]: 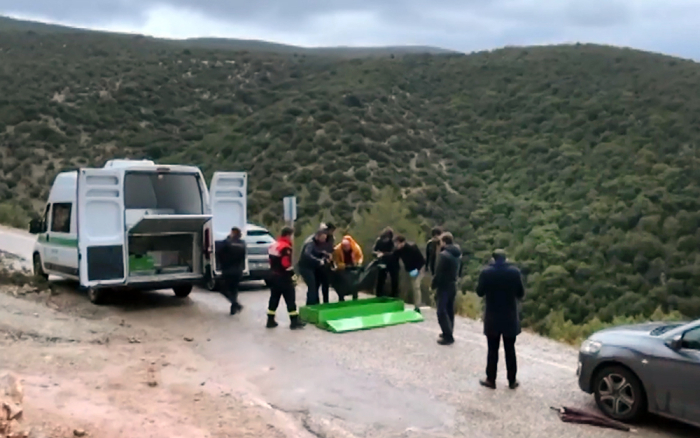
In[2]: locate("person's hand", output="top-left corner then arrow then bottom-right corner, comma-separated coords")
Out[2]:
409,269 -> 419,278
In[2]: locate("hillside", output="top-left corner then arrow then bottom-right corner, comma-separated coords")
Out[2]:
0,15 -> 455,58
1,18 -> 700,329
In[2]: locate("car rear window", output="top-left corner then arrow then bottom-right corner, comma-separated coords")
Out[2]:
247,230 -> 274,243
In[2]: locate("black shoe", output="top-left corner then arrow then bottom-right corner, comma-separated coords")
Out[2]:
437,337 -> 454,345
414,306 -> 421,313
290,315 -> 306,330
509,381 -> 519,390
266,314 -> 278,328
480,379 -> 496,390
236,303 -> 244,311
230,304 -> 239,315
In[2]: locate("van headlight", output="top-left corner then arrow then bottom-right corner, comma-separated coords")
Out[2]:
580,340 -> 602,355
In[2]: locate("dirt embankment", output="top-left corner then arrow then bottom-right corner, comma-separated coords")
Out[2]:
0,276 -> 313,438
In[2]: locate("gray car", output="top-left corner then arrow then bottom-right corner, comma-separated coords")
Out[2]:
577,318 -> 700,427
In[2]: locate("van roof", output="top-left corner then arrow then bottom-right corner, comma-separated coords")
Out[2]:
104,159 -> 156,168
104,159 -> 201,174
46,163 -> 203,203
48,171 -> 78,203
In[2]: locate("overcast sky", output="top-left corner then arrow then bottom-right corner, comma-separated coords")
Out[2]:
1,0 -> 698,59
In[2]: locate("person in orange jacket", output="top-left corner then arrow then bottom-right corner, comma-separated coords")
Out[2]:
332,235 -> 364,270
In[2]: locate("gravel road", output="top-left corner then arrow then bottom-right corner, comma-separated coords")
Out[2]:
0,226 -> 697,437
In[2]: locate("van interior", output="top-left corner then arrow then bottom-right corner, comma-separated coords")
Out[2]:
123,171 -> 208,279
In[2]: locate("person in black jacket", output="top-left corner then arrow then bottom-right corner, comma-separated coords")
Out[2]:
394,235 -> 426,312
373,227 -> 399,297
215,227 -> 247,315
315,223 -> 336,303
425,227 -> 443,276
299,230 -> 329,305
431,232 -> 462,345
476,249 -> 525,390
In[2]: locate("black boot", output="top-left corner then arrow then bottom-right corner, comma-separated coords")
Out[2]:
480,379 -> 496,390
290,315 -> 306,330
266,314 -> 278,328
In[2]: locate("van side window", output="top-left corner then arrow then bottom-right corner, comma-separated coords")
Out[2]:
51,203 -> 72,233
42,204 -> 51,233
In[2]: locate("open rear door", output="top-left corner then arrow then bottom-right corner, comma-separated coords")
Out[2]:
77,168 -> 126,287
210,172 -> 247,276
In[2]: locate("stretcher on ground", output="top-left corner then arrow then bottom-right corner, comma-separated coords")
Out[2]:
300,259 -> 424,333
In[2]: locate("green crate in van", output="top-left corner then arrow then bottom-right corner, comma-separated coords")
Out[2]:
129,254 -> 155,272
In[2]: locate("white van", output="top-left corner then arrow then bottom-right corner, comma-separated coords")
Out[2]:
28,159 -> 247,304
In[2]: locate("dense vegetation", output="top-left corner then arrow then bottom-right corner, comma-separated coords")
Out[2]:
2,17 -> 700,338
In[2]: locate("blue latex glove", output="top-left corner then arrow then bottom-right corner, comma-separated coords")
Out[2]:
409,269 -> 419,278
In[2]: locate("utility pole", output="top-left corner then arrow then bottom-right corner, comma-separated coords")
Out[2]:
283,196 -> 297,230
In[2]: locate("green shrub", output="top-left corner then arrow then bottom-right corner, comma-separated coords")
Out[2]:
0,202 -> 29,228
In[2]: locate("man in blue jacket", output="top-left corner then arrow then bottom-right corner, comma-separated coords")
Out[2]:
476,249 -> 525,390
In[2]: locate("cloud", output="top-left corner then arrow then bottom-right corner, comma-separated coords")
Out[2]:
1,0 -> 699,59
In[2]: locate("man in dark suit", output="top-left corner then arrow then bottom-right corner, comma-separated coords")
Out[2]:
431,232 -> 462,345
476,249 -> 525,389
215,227 -> 247,315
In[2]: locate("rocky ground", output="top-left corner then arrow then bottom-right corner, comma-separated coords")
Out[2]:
0,282 -> 316,438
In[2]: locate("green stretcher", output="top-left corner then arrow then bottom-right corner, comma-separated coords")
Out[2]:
299,296 -> 424,333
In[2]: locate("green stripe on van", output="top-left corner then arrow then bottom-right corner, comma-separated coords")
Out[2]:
37,234 -> 78,247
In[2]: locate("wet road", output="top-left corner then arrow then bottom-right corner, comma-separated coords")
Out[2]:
0,227 -> 697,437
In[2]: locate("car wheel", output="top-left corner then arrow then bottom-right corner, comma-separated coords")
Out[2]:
88,287 -> 108,305
173,284 -> 193,298
593,365 -> 646,422
206,275 -> 219,292
33,253 -> 48,281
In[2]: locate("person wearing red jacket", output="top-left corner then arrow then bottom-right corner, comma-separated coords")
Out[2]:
267,226 -> 305,329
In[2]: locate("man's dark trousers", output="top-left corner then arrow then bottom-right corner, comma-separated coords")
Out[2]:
486,334 -> 517,384
376,255 -> 399,297
268,275 -> 297,314
300,266 -> 319,305
437,287 -> 456,341
316,266 -> 331,303
221,272 -> 242,307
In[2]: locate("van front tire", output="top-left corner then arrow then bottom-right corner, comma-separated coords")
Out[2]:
173,284 -> 193,298
33,253 -> 48,281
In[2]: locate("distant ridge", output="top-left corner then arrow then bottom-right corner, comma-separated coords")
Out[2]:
0,15 -> 458,58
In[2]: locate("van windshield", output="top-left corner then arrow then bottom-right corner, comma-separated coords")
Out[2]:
124,172 -> 203,214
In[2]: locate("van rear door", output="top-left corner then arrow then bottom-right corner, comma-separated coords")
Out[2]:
209,172 -> 247,276
77,168 -> 127,287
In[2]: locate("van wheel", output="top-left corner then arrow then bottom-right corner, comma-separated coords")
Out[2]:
33,254 -> 48,281
88,288 -> 107,305
173,284 -> 193,298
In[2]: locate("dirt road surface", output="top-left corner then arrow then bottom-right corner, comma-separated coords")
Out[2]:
0,226 -> 697,437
